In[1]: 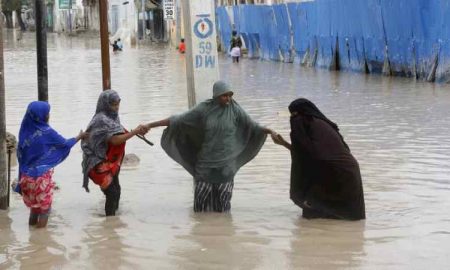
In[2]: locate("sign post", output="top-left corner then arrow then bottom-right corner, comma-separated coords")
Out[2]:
164,0 -> 175,20
164,0 -> 175,44
99,0 -> 111,90
141,0 -> 145,40
182,0 -> 219,108
36,0 -> 48,101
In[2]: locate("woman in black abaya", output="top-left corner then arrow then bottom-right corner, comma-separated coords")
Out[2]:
272,98 -> 365,220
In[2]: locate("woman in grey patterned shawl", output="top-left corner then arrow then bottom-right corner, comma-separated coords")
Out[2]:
81,90 -> 147,216
145,81 -> 277,212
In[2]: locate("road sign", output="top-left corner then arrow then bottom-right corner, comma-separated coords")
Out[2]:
182,0 -> 219,107
164,0 -> 175,20
59,0 -> 74,10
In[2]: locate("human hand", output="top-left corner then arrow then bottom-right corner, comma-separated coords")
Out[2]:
77,130 -> 89,141
140,124 -> 151,135
271,132 -> 285,146
145,123 -> 152,132
133,125 -> 148,136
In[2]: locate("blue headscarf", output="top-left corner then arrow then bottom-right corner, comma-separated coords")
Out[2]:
17,101 -> 77,179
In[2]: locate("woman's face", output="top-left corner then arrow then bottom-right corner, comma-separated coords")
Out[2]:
218,92 -> 233,106
110,100 -> 120,112
291,111 -> 304,118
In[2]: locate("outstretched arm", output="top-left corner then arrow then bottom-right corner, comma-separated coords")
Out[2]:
271,133 -> 292,150
145,118 -> 170,129
109,125 -> 147,145
261,127 -> 275,135
261,127 -> 291,150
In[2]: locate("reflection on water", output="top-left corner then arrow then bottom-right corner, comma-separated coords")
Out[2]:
83,217 -> 133,269
289,219 -> 365,269
1,30 -> 450,269
170,213 -> 268,270
0,214 -> 15,269
16,227 -> 67,269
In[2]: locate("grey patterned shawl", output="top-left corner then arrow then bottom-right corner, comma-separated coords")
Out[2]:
81,90 -> 124,192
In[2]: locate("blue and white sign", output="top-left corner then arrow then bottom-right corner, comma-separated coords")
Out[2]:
191,12 -> 218,72
184,0 -> 219,106
193,15 -> 214,39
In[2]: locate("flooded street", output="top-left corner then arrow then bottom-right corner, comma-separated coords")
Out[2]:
1,31 -> 450,269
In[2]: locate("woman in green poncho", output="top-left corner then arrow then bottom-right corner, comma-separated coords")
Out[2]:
146,81 -> 275,212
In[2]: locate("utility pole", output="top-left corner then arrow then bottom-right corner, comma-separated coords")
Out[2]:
69,0 -> 73,34
176,0 -> 181,44
182,0 -> 220,108
99,0 -> 111,90
141,0 -> 145,40
0,16 -> 8,209
35,0 -> 48,101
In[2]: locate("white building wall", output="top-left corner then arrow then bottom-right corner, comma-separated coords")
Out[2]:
53,0 -> 84,33
109,0 -> 137,44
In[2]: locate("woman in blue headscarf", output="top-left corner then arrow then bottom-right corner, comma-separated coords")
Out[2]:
17,101 -> 88,228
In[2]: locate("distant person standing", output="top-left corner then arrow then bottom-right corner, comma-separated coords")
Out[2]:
230,31 -> 242,63
111,40 -> 122,52
178,38 -> 186,54
117,38 -> 123,50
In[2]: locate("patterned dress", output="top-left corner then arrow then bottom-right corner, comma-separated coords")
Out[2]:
20,170 -> 55,214
17,101 -> 77,215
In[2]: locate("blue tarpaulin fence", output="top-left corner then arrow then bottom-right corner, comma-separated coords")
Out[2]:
216,7 -> 232,53
216,0 -> 450,82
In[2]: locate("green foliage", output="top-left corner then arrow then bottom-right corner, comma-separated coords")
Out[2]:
1,0 -> 22,11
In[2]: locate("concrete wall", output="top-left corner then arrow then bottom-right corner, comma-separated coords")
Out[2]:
53,0 -> 84,33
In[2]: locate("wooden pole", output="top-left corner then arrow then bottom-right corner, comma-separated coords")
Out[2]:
35,0 -> 48,101
99,0 -> 111,90
7,149 -> 11,207
0,17 -> 8,210
176,0 -> 182,43
141,0 -> 146,40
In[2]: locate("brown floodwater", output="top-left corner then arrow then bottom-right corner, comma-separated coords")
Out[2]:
1,31 -> 450,269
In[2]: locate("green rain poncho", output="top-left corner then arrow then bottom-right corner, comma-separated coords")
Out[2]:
161,83 -> 267,184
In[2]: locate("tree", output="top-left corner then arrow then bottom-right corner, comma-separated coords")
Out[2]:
2,0 -> 21,28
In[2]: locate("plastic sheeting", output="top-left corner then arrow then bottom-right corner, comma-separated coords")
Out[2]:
216,7 -> 232,53
216,0 -> 450,82
272,5 -> 293,62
